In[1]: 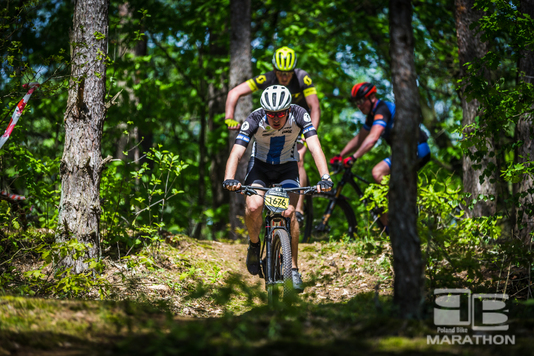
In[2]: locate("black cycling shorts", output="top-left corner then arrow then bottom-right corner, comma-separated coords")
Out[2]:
244,157 -> 300,188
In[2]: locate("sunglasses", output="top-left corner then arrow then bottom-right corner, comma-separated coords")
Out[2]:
352,97 -> 367,106
275,70 -> 294,76
265,110 -> 289,119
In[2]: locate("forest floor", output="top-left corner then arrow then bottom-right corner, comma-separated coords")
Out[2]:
1,235 -> 533,355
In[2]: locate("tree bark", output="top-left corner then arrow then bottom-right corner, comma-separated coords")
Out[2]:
57,0 -> 109,273
389,0 -> 424,319
115,2 -> 146,164
455,0 -> 497,217
228,0 -> 252,238
208,78 -> 230,237
516,0 -> 534,244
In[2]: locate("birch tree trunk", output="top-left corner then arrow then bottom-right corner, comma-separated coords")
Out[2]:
455,0 -> 497,217
57,0 -> 110,273
516,0 -> 534,244
228,0 -> 252,238
389,0 -> 424,319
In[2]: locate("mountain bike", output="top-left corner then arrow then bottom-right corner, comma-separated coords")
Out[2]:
302,162 -> 385,242
237,185 -> 316,305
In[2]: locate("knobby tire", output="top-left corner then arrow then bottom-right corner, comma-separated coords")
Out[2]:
267,229 -> 293,306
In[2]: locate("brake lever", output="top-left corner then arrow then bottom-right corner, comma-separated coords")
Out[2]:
329,162 -> 343,175
303,187 -> 317,195
239,187 -> 256,196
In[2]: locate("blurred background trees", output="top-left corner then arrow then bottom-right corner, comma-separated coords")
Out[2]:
0,0 -> 532,244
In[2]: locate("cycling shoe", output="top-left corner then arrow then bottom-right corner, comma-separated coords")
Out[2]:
295,211 -> 305,226
246,241 -> 261,275
292,269 -> 304,293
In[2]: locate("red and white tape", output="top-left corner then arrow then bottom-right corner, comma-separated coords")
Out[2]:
1,190 -> 26,201
0,83 -> 40,150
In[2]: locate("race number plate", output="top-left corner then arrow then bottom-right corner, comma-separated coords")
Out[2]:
264,188 -> 290,213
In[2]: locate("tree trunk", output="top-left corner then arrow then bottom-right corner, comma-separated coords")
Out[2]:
208,78 -> 230,237
455,0 -> 497,217
228,0 -> 252,238
389,0 -> 424,319
516,0 -> 534,244
57,0 -> 109,274
115,2 -> 146,163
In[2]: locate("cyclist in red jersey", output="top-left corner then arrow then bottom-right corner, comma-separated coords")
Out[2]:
225,47 -> 321,225
330,82 -> 430,230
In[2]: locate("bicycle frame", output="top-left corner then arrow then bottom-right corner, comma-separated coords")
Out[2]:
238,185 -> 316,289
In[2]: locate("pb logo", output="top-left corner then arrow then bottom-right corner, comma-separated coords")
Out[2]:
303,75 -> 312,85
434,289 -> 509,331
256,75 -> 266,84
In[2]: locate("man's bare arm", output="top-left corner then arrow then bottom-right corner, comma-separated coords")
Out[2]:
340,129 -> 369,157
352,125 -> 384,159
305,135 -> 329,177
225,82 -> 253,129
304,94 -> 321,131
224,145 -> 247,181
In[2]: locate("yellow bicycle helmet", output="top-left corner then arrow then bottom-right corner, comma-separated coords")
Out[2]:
272,46 -> 297,71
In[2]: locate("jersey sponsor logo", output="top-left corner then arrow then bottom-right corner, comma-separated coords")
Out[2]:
236,134 -> 250,142
241,121 -> 250,131
262,130 -> 277,136
303,75 -> 312,85
292,93 -> 301,100
374,114 -> 384,120
281,129 -> 292,134
256,75 -> 267,84
303,113 -> 311,122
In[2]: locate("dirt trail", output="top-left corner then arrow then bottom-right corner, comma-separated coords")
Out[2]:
174,239 -> 393,314
94,236 -> 393,317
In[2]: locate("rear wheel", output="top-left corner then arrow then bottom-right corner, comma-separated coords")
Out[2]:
303,194 -> 357,242
267,229 -> 293,306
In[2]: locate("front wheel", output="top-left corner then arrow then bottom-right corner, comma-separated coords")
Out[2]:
267,229 -> 293,306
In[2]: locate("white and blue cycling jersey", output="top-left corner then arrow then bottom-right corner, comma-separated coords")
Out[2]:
235,104 -> 317,165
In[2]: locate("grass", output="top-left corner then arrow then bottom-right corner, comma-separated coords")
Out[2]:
2,232 -> 534,354
2,292 -> 532,355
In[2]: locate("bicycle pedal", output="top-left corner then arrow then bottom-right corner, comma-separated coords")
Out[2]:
314,224 -> 331,233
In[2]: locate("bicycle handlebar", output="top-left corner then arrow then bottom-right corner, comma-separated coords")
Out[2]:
236,185 -> 317,196
329,162 -> 345,175
329,162 -> 373,185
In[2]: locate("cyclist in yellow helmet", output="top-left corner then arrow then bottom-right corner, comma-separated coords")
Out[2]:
225,46 -> 321,224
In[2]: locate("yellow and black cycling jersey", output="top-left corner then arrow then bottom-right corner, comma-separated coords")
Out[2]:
246,68 -> 317,112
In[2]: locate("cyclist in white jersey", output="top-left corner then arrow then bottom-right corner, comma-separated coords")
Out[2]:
223,85 -> 332,292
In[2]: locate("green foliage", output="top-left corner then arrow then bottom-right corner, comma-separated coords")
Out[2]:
20,239 -> 108,298
100,145 -> 187,249
363,172 -> 504,289
460,0 -> 534,227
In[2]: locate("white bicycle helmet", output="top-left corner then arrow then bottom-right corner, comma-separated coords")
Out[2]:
260,85 -> 292,112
